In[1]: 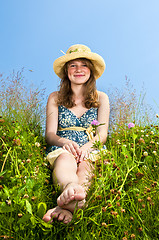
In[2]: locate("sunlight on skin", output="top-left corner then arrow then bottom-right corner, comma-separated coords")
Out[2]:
57,183 -> 86,208
42,206 -> 73,224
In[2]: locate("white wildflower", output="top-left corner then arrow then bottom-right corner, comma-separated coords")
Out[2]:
143,151 -> 148,157
35,142 -> 40,147
116,139 -> 121,145
153,151 -> 157,155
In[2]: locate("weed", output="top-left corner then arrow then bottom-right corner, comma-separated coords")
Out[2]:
0,72 -> 158,239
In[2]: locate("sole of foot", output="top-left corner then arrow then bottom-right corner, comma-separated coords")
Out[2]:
57,183 -> 86,207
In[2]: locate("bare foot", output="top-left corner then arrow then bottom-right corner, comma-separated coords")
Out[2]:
60,198 -> 86,213
57,183 -> 86,212
42,206 -> 72,224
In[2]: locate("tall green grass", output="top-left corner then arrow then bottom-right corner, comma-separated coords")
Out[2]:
0,71 -> 158,239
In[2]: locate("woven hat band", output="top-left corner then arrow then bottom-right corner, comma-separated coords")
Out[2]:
66,45 -> 91,54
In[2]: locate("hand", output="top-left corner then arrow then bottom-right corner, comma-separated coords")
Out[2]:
62,140 -> 80,158
77,148 -> 89,163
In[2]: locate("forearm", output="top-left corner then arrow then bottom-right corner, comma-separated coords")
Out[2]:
46,132 -> 81,159
45,132 -> 71,147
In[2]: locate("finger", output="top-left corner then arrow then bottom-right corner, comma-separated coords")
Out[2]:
73,143 -> 81,156
75,156 -> 80,163
79,151 -> 88,162
63,143 -> 78,157
85,151 -> 89,159
63,144 -> 71,153
68,143 -> 78,157
70,141 -> 80,150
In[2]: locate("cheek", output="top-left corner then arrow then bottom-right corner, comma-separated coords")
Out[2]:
67,69 -> 73,78
86,69 -> 91,78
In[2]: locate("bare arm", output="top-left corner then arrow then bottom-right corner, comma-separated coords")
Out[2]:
45,92 -> 62,146
45,92 -> 81,157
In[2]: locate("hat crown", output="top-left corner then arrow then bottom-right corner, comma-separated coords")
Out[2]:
66,44 -> 91,54
53,44 -> 105,80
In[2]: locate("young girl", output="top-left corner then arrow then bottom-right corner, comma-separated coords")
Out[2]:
43,44 -> 110,224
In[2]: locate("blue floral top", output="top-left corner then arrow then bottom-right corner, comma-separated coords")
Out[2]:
47,105 -> 98,153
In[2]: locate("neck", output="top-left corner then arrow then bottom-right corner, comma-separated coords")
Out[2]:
71,84 -> 85,97
71,84 -> 85,104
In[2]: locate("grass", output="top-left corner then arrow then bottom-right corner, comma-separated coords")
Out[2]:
0,71 -> 159,239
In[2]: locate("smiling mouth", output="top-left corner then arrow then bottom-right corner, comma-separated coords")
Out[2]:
74,74 -> 85,77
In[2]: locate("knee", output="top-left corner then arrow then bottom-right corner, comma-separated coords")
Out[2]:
54,152 -> 76,169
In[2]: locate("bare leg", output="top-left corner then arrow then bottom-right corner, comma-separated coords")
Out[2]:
53,152 -> 78,190
57,160 -> 93,212
53,153 -> 86,212
43,153 -> 93,223
77,159 -> 94,192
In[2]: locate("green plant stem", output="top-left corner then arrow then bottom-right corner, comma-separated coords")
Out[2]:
1,147 -> 12,173
118,166 -> 135,193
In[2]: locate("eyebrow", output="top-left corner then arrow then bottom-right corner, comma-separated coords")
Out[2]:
68,60 -> 87,65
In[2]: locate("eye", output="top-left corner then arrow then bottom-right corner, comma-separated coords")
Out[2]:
69,64 -> 76,68
82,64 -> 88,67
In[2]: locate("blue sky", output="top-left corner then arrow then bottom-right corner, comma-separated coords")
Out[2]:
0,0 -> 159,114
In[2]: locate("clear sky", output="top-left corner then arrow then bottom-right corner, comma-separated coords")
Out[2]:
0,0 -> 159,113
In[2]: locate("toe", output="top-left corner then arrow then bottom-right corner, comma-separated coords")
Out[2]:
43,209 -> 55,223
57,212 -> 65,221
57,195 -> 64,206
63,216 -> 72,224
67,188 -> 75,201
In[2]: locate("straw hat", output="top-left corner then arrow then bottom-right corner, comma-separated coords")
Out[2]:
53,44 -> 105,80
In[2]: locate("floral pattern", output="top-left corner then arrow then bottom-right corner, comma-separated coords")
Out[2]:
47,105 -> 98,153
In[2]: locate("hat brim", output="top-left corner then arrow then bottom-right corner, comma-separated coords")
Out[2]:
53,52 -> 105,80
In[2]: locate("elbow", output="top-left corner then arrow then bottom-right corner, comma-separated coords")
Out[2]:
45,132 -> 53,145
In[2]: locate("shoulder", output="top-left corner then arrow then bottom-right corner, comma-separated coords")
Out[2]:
97,90 -> 109,103
47,91 -> 58,104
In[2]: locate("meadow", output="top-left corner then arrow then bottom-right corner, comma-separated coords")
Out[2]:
0,71 -> 158,239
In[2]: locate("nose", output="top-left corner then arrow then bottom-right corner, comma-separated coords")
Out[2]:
75,65 -> 82,72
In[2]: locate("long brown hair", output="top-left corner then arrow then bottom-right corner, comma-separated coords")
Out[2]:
56,58 -> 99,108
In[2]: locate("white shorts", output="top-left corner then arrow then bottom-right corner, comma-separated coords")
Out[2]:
47,148 -> 100,168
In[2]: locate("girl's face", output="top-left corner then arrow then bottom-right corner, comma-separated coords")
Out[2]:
67,59 -> 91,85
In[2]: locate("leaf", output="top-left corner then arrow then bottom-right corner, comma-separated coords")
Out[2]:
30,215 -> 36,226
3,187 -> 10,198
0,205 -> 14,213
121,145 -> 131,159
133,133 -> 137,140
0,170 -> 7,177
37,202 -> 47,219
33,183 -> 41,191
26,178 -> 35,191
40,219 -> 53,229
17,185 -> 26,195
17,214 -> 31,224
25,199 -> 32,215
